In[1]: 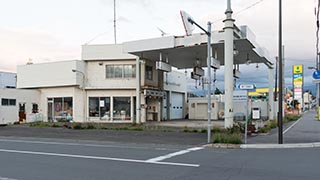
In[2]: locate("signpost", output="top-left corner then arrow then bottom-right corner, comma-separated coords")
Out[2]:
236,84 -> 255,144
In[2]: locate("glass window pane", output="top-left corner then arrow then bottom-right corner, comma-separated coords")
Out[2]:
9,99 -> 16,106
89,97 -> 99,117
1,99 -> 8,106
54,98 -> 63,119
132,65 -> 136,78
63,97 -> 73,120
123,65 -> 132,78
99,97 -> 110,119
106,65 -> 114,78
114,65 -> 122,78
113,97 -> 131,120
146,65 -> 153,80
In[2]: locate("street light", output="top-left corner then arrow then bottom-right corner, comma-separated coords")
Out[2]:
180,11 -> 212,143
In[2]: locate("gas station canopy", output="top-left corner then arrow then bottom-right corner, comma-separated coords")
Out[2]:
123,25 -> 273,69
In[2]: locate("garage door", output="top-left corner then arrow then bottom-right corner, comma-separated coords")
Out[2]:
171,92 -> 184,119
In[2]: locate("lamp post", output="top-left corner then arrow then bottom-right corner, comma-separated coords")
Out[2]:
186,18 -> 212,144
72,69 -> 87,122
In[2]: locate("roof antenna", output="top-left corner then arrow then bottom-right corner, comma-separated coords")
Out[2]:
113,0 -> 117,44
156,27 -> 168,36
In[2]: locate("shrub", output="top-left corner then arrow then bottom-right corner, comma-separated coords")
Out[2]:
72,123 -> 82,129
86,123 -> 95,129
211,126 -> 222,133
258,126 -> 270,133
284,114 -> 301,122
213,133 -> 242,144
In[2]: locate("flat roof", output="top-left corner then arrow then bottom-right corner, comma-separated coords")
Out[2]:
123,25 -> 273,69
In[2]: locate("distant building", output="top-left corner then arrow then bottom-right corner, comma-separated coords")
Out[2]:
0,71 -> 16,88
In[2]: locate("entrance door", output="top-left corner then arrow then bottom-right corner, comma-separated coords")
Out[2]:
19,103 -> 26,122
47,100 -> 53,122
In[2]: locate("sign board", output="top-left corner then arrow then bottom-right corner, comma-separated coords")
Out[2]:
293,65 -> 303,74
180,10 -> 195,36
313,70 -> 320,79
233,90 -> 248,103
238,84 -> 255,90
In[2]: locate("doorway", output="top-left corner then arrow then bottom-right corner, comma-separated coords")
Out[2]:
19,103 -> 26,122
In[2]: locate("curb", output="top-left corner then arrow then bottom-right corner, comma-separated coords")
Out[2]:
204,143 -> 241,149
240,142 -> 320,149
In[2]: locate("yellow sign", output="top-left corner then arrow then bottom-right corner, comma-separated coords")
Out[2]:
293,65 -> 303,74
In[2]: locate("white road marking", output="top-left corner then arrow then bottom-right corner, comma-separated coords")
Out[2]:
146,146 -> 204,163
0,148 -> 199,167
0,177 -> 18,180
0,139 -> 175,151
283,117 -> 302,134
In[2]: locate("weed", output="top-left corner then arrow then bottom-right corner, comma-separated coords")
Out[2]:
213,133 -> 242,144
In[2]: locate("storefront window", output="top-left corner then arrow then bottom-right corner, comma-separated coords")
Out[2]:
113,97 -> 131,120
89,97 -> 110,120
52,97 -> 73,121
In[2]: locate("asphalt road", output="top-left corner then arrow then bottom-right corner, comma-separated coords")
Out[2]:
0,137 -> 319,180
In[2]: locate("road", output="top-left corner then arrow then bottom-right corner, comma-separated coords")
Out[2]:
0,137 -> 319,180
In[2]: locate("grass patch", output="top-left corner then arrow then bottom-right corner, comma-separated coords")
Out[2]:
212,133 -> 242,144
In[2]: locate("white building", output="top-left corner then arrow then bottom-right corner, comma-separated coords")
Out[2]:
0,71 -> 16,88
17,44 -> 187,123
0,88 -> 40,124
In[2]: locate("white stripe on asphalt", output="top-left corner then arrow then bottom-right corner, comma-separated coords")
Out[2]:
283,117 -> 302,134
0,148 -> 199,167
0,139 -> 175,151
146,146 -> 204,163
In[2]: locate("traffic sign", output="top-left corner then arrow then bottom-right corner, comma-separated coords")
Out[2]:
238,84 -> 255,90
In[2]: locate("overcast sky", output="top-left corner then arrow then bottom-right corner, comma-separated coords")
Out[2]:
0,0 -> 317,92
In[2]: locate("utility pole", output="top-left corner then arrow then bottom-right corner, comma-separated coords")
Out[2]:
278,0 -> 283,144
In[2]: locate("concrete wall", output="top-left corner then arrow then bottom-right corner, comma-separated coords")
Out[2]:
17,60 -> 85,88
188,97 -> 218,120
0,72 -> 16,88
0,88 -> 40,124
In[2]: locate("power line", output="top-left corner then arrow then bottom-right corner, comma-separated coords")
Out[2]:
212,0 -> 265,24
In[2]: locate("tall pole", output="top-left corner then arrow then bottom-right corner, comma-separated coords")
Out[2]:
224,0 -> 234,128
274,57 -> 278,101
207,22 -> 212,143
278,0 -> 283,144
113,0 -> 117,44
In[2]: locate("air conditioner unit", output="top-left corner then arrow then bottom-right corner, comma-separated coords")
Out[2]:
156,61 -> 172,72
193,67 -> 204,76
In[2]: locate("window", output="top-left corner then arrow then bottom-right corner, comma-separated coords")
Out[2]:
89,97 -> 110,119
32,103 -> 38,113
1,98 -> 16,106
51,97 -> 73,120
106,65 -> 136,78
146,65 -> 153,80
113,97 -> 131,120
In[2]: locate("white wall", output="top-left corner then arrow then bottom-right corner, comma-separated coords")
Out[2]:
82,44 -> 136,61
163,70 -> 187,92
17,60 -> 85,88
86,60 -> 136,89
39,87 -> 84,122
0,89 -> 40,124
188,97 -> 218,120
0,72 -> 16,88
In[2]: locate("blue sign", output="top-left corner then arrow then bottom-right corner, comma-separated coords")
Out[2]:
293,74 -> 302,79
313,70 -> 320,79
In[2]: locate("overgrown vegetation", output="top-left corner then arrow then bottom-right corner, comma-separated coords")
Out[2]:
212,125 -> 242,144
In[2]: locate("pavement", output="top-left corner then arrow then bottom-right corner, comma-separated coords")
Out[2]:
0,110 -> 319,148
245,110 -> 320,148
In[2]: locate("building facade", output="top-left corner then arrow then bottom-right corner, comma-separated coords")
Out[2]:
17,44 -> 187,123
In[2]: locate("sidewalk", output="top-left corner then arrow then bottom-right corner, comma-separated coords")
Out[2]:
247,110 -> 320,144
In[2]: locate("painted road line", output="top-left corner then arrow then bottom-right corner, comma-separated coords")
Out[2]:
283,117 -> 302,134
0,148 -> 199,168
0,177 -> 18,180
146,146 -> 204,163
0,139 -> 176,151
